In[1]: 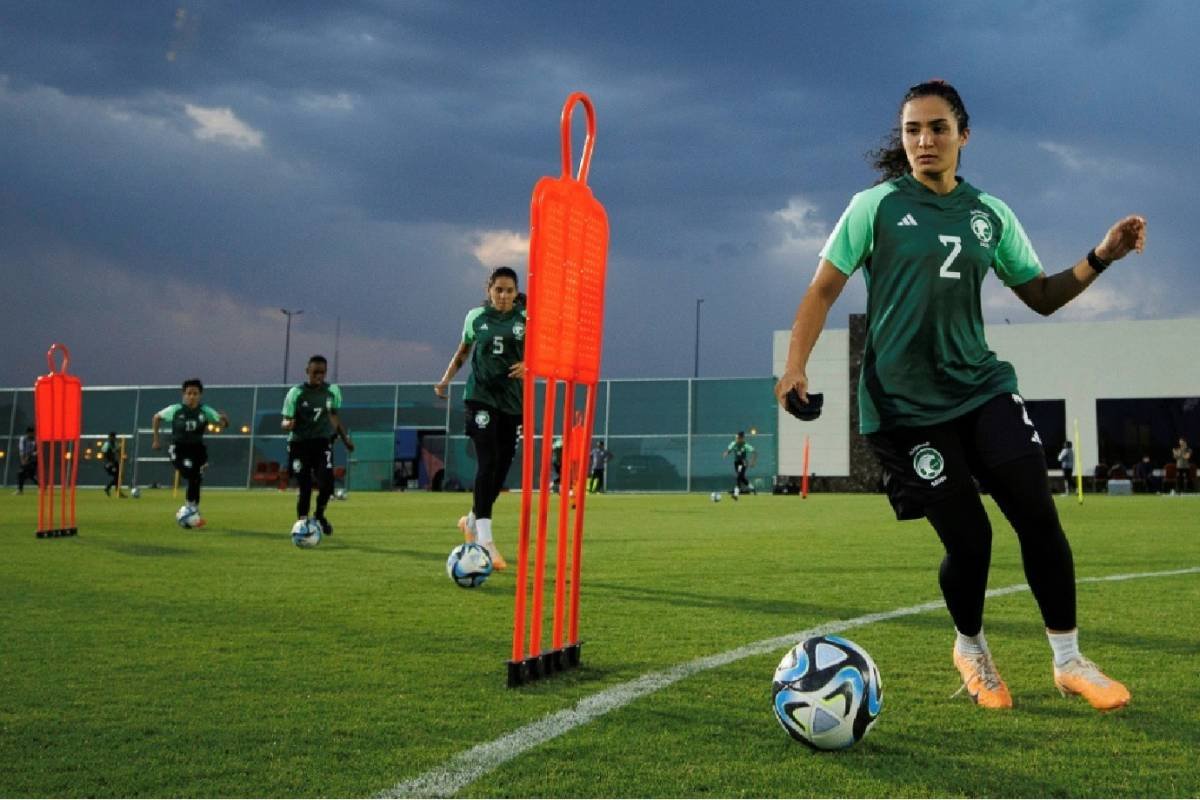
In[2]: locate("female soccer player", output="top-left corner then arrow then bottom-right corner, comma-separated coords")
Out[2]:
152,379 -> 230,526
776,80 -> 1145,712
434,266 -> 527,570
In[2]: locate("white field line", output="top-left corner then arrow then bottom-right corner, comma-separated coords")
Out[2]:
381,566 -> 1200,799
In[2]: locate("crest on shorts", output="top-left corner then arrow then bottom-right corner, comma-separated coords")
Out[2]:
474,410 -> 491,429
912,446 -> 945,481
970,210 -> 994,246
292,458 -> 303,473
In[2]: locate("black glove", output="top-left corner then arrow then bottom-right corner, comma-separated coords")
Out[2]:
784,389 -> 823,421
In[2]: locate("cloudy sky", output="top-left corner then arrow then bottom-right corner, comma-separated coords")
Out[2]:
2,1 -> 1197,389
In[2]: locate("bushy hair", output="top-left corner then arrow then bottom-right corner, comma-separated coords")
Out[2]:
868,80 -> 970,183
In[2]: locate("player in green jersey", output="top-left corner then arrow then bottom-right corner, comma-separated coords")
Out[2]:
152,379 -> 230,526
100,432 -> 124,496
777,80 -> 1145,712
282,355 -> 354,535
434,266 -> 527,570
723,432 -> 757,499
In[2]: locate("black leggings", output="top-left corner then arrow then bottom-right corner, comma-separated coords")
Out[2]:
925,453 -> 1076,636
466,404 -> 520,520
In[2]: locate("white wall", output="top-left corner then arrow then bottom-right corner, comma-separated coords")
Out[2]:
773,328 -> 849,476
773,317 -> 1200,476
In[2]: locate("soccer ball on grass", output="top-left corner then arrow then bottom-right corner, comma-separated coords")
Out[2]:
175,505 -> 200,529
710,491 -> 722,502
291,518 -> 323,548
772,635 -> 882,750
446,542 -> 493,588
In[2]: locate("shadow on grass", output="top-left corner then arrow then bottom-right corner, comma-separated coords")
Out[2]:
96,541 -> 194,558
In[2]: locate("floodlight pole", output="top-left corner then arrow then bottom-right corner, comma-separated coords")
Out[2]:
693,298 -> 704,378
281,308 -> 303,383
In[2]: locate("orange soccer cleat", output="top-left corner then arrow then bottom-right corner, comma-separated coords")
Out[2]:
1054,657 -> 1131,711
952,647 -> 1013,709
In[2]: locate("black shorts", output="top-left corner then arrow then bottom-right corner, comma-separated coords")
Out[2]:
868,393 -> 1046,521
169,442 -> 209,474
289,438 -> 333,478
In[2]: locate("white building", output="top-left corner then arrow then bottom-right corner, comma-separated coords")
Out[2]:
773,317 -> 1200,479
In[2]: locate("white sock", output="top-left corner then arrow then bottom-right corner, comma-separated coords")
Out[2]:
476,518 -> 493,547
467,511 -> 476,533
955,628 -> 988,656
1047,629 -> 1081,667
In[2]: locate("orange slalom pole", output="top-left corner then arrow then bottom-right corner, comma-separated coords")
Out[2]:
69,440 -> 79,528
512,371 -> 536,663
530,379 -> 558,657
551,382 -> 575,650
568,383 -> 597,644
801,436 -> 810,499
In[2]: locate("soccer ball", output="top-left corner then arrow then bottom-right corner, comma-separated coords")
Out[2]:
334,488 -> 348,500
772,635 -> 882,750
175,505 -> 200,529
710,491 -> 722,502
446,542 -> 493,589
130,487 -> 141,499
291,518 -> 323,548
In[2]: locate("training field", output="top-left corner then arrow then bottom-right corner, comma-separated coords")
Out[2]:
1,489 -> 1197,798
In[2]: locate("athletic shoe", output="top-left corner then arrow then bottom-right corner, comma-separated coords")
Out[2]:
315,515 -> 333,536
458,515 -> 476,543
485,543 -> 507,571
952,647 -> 1013,709
1054,657 -> 1130,711
731,487 -> 739,502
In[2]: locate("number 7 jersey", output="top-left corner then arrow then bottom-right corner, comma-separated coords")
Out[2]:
820,174 -> 1044,434
282,382 -> 342,442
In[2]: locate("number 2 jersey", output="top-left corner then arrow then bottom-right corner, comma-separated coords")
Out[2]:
156,403 -> 222,445
821,174 -> 1044,434
462,304 -> 526,416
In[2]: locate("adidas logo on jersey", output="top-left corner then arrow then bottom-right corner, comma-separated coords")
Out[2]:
897,213 -> 918,226
480,323 -> 489,330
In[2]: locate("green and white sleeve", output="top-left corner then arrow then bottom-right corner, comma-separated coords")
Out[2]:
281,386 -> 301,417
157,404 -> 181,422
461,307 -> 485,344
819,182 -> 895,276
980,193 -> 1043,288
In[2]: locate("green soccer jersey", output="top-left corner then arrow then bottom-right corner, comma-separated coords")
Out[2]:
462,304 -> 526,416
726,440 -> 755,460
821,174 -> 1043,433
282,382 -> 343,442
157,403 -> 221,445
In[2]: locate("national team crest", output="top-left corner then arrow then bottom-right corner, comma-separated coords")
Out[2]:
512,322 -> 525,340
912,446 -> 945,481
970,210 -> 994,246
474,410 -> 491,429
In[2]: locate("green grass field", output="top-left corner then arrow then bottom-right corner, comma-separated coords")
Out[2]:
1,488 -> 1197,798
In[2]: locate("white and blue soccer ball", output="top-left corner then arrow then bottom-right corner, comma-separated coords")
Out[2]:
334,488 -> 348,501
175,505 -> 200,529
446,542 -> 493,589
130,486 -> 141,499
710,491 -> 722,502
772,635 -> 882,751
291,518 -> 323,548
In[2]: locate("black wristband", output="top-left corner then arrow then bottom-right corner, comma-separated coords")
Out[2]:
1087,248 -> 1111,274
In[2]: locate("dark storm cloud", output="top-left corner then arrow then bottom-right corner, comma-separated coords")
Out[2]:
1,0 -> 1197,388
